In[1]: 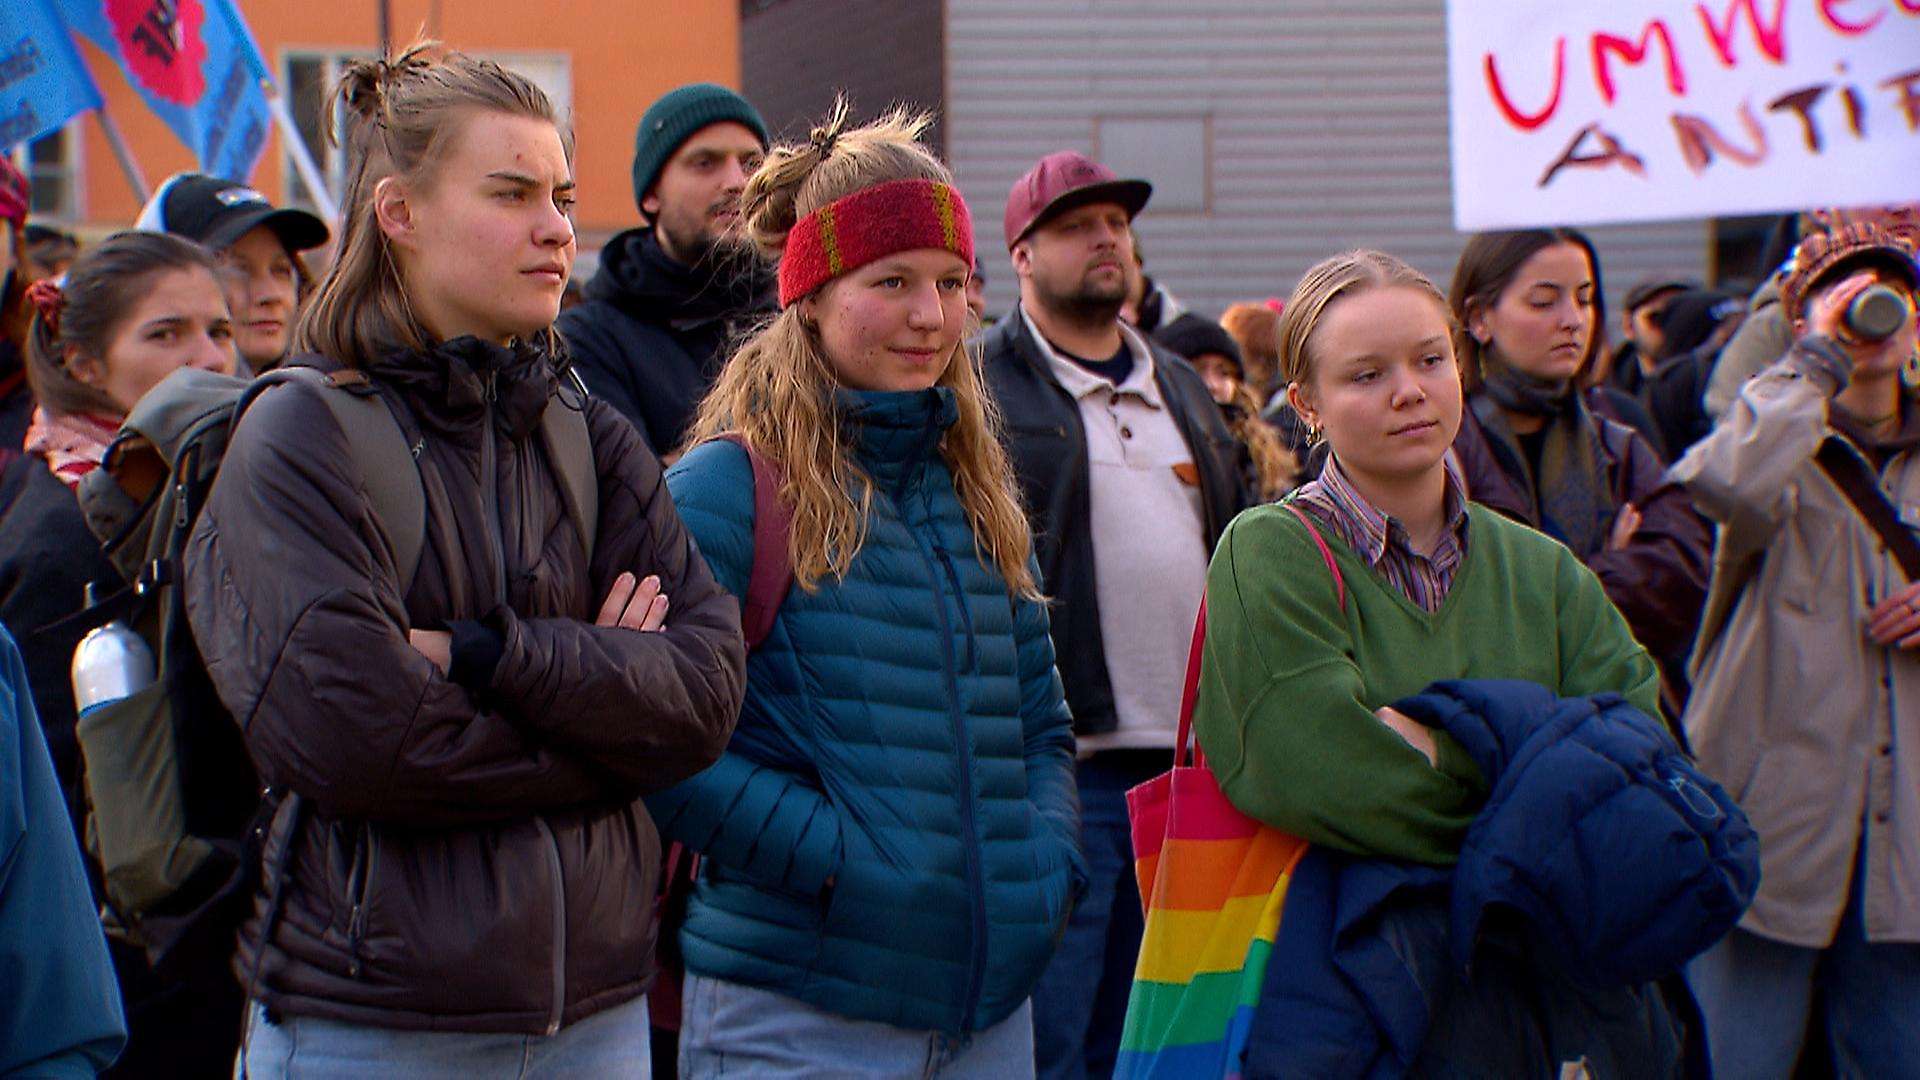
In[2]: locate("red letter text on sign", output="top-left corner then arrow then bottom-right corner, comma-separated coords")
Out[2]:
1593,21 -> 1689,104
1696,0 -> 1790,66
1818,0 -> 1887,35
1486,37 -> 1567,131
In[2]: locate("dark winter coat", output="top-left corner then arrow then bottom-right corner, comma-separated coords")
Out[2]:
1245,679 -> 1757,1079
184,337 -> 746,1034
1452,397 -> 1711,702
1,340 -> 30,461
557,228 -> 775,458
977,307 -> 1248,736
0,453 -> 116,821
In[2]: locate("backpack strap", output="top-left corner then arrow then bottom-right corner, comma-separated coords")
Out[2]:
254,367 -> 428,593
1815,435 -> 1920,580
715,433 -> 794,649
537,381 -> 600,566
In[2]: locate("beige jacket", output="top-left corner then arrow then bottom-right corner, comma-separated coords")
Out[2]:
1673,350 -> 1920,948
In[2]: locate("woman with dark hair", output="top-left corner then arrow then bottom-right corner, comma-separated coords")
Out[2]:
138,172 -> 329,374
1448,229 -> 1711,718
1156,314 -> 1300,499
0,231 -> 236,814
0,229 -> 239,1077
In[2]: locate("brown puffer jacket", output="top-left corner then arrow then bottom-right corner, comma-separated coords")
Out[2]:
184,336 -> 745,1034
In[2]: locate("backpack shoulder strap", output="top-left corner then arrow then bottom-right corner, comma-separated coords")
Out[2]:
258,367 -> 428,592
1816,435 -> 1920,580
537,380 -> 599,564
715,433 -> 793,649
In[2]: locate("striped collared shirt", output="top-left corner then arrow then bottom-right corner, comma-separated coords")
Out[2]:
1292,456 -> 1470,613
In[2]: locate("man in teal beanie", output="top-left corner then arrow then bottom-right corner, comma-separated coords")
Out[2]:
560,83 -> 775,457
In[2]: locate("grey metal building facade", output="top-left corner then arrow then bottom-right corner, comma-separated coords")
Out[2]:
942,0 -> 1712,320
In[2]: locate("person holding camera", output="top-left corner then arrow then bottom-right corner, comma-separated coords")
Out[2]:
1673,223 -> 1920,1077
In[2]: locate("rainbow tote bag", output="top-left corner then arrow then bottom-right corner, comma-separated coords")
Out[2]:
1115,504 -> 1342,1079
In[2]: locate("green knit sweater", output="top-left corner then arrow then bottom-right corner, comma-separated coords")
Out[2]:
1194,499 -> 1661,866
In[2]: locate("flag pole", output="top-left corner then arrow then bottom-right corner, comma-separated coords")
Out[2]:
263,83 -> 340,228
92,103 -> 149,203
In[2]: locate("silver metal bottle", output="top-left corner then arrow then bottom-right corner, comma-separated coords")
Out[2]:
71,588 -> 155,714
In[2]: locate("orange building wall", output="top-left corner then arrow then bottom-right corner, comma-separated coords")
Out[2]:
72,0 -> 740,238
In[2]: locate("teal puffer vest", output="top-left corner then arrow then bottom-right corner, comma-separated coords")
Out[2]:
654,387 -> 1083,1034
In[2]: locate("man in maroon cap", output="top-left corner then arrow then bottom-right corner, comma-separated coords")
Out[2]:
976,150 -> 1248,1079
0,158 -> 35,466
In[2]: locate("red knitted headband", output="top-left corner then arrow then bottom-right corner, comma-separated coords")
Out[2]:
778,178 -> 975,308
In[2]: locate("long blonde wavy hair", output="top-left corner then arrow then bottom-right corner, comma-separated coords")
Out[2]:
683,102 -> 1038,598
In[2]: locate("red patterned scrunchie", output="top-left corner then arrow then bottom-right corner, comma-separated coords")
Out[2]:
25,278 -> 65,337
778,178 -> 975,308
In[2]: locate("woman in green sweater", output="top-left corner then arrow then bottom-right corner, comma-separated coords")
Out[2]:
1199,249 -> 1661,865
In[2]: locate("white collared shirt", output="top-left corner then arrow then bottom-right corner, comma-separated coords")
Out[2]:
1020,310 -> 1210,753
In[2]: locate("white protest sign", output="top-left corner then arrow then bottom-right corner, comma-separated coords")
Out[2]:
1447,0 -> 1920,230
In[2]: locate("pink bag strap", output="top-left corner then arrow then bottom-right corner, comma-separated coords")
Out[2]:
1174,597 -> 1210,769
1173,502 -> 1346,771
1284,501 -> 1346,609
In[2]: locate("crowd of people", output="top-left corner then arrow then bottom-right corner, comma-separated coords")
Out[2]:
0,40 -> 1916,1080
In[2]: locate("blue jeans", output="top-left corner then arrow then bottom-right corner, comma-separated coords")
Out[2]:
1689,866 -> 1920,1080
678,973 -> 1034,1078
234,994 -> 650,1078
1031,750 -> 1161,1080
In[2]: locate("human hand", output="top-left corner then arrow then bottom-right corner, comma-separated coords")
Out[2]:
1807,272 -> 1912,377
1374,706 -> 1439,767
1867,580 -> 1920,649
408,628 -> 452,673
597,572 -> 669,631
1607,504 -> 1643,551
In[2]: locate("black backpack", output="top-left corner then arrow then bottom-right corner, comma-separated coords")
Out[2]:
73,362 -> 597,976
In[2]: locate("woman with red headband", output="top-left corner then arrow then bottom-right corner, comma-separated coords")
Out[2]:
652,104 -> 1080,1076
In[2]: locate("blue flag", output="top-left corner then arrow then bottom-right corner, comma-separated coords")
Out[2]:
0,0 -> 104,152
55,0 -> 271,181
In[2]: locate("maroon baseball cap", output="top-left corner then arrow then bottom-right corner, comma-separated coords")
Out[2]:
1003,151 -> 1152,250
0,158 -> 27,230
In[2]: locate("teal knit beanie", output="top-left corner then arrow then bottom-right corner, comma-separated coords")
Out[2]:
631,83 -> 770,213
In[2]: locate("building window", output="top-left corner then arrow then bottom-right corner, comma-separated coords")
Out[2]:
26,122 -> 82,221
281,50 -> 573,212
1096,116 -> 1209,214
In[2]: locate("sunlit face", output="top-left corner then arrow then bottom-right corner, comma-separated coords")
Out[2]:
643,121 -> 764,265
216,225 -> 299,366
803,248 -> 970,393
70,266 -> 236,413
1470,242 -> 1595,382
1015,201 -> 1133,318
1288,286 -> 1461,487
384,112 -> 576,346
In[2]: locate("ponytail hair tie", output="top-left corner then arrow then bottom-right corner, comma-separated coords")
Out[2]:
25,279 -> 64,337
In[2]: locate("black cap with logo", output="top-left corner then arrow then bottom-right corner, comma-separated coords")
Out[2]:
137,173 -> 330,253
